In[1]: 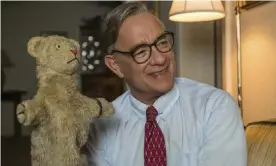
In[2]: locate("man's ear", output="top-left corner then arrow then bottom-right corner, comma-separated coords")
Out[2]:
27,36 -> 44,58
104,55 -> 124,78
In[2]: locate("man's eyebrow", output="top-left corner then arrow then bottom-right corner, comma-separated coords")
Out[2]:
128,30 -> 168,51
128,41 -> 148,51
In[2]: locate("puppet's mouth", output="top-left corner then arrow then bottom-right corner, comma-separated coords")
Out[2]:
67,49 -> 80,64
67,57 -> 80,64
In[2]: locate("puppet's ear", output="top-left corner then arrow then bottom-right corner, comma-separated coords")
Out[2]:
69,39 -> 80,49
27,36 -> 44,58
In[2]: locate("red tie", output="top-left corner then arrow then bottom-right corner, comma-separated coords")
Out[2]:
144,106 -> 167,166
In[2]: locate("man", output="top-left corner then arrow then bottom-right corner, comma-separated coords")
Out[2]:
87,2 -> 247,166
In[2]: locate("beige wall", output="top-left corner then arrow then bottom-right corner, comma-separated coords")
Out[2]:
222,2 -> 276,125
222,1 -> 238,102
177,22 -> 216,86
240,2 -> 276,125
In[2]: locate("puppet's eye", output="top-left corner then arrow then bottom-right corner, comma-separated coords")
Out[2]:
56,44 -> 61,49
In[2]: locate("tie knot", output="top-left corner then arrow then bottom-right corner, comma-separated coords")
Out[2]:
146,106 -> 158,122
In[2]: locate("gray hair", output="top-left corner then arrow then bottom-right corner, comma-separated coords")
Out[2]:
101,2 -> 149,54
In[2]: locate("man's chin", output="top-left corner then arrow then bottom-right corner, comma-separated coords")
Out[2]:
151,79 -> 174,94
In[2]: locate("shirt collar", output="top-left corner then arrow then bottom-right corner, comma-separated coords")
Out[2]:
129,83 -> 179,121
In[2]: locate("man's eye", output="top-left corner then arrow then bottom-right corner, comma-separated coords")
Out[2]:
135,50 -> 146,55
134,50 -> 147,57
158,40 -> 169,46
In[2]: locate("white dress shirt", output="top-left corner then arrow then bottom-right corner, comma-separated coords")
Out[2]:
87,77 -> 247,166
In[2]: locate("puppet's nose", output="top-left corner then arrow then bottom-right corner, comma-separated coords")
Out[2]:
70,49 -> 77,55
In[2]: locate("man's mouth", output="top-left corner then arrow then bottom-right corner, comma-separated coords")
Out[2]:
150,66 -> 169,76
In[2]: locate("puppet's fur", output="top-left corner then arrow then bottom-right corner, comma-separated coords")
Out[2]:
16,35 -> 114,166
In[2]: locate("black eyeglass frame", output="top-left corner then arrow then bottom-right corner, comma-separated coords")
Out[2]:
110,31 -> 175,64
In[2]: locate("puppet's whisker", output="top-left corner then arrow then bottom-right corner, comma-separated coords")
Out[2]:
67,58 -> 78,64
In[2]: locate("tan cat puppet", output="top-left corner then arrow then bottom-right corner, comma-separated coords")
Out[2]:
16,35 -> 114,166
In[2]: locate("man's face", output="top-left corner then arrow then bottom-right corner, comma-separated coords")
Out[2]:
106,12 -> 176,98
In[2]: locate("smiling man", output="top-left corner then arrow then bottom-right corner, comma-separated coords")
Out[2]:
87,2 -> 247,166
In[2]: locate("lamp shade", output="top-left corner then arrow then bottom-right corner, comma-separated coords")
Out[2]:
169,0 -> 225,22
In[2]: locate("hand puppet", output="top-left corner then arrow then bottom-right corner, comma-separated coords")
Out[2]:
16,35 -> 114,166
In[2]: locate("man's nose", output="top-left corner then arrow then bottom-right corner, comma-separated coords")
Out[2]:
149,46 -> 166,65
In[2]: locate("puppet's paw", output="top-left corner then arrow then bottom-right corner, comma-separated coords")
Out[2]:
96,98 -> 114,116
16,103 -> 26,124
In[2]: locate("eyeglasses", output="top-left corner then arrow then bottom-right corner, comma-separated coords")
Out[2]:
111,31 -> 174,64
